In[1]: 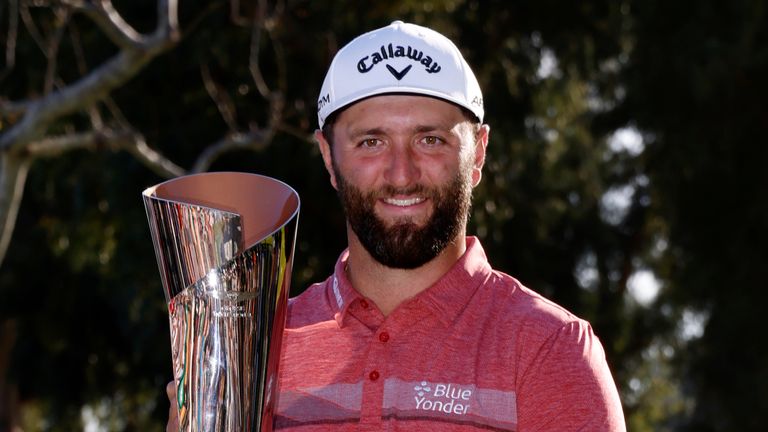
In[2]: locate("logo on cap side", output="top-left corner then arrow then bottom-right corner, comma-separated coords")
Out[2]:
357,43 -> 442,76
318,93 -> 331,112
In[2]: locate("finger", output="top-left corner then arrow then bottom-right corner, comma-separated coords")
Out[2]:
166,380 -> 177,399
166,379 -> 179,431
166,416 -> 179,432
167,389 -> 178,429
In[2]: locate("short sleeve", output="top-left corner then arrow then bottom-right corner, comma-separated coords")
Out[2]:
516,320 -> 626,431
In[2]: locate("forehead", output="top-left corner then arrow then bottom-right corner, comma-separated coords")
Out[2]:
333,94 -> 469,131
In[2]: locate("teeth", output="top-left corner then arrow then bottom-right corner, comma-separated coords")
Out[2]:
384,197 -> 425,207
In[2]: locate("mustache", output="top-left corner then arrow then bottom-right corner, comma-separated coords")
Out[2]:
375,184 -> 428,197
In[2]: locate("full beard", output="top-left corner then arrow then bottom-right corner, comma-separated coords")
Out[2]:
334,167 -> 473,269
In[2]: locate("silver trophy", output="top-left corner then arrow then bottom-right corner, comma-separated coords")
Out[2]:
143,172 -> 300,431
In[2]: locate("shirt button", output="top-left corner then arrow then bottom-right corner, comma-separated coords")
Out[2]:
359,299 -> 369,309
369,370 -> 380,381
378,332 -> 390,342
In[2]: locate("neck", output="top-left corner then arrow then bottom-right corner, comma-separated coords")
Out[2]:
345,228 -> 467,316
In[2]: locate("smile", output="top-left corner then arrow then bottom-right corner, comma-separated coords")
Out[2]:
383,197 -> 426,207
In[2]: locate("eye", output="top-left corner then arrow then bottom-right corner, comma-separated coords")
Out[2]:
420,135 -> 445,146
358,138 -> 382,148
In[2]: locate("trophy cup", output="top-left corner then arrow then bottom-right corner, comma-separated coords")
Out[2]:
143,172 -> 300,431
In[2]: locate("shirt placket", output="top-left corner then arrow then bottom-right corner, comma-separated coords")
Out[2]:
348,298 -> 392,430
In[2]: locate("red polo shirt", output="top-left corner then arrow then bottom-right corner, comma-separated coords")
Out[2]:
275,237 -> 625,431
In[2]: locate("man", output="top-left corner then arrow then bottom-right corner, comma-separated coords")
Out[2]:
168,21 -> 625,431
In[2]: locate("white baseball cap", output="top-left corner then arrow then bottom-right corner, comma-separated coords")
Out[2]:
317,21 -> 484,128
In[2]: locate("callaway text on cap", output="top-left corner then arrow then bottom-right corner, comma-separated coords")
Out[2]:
317,21 -> 484,128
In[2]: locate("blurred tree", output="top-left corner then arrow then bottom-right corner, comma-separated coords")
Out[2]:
623,0 -> 768,430
0,0 -> 337,429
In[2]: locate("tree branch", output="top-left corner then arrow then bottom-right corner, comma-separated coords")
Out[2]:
120,133 -> 185,178
67,22 -> 106,128
0,154 -> 30,267
19,2 -> 46,54
229,0 -> 252,27
0,0 -> 180,153
248,0 -> 270,98
0,50 -> 148,152
192,0 -> 288,172
62,0 -> 145,49
191,130 -> 271,174
0,0 -> 19,82
200,63 -> 239,132
155,0 -> 180,42
24,130 -> 105,156
25,128 -> 185,178
0,0 -> 181,268
43,8 -> 72,94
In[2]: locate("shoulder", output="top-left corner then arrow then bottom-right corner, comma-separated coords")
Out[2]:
286,277 -> 333,328
483,270 -> 583,334
484,273 -> 625,430
476,270 -> 610,370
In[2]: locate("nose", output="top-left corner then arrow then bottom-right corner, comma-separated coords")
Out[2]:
384,143 -> 420,188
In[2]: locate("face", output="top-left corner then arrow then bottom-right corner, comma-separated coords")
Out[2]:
317,95 -> 489,269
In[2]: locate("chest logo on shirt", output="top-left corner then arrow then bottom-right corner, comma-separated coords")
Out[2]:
413,381 -> 472,415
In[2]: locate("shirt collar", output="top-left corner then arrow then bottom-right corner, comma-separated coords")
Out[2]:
410,236 -> 492,327
325,237 -> 492,328
327,249 -> 362,327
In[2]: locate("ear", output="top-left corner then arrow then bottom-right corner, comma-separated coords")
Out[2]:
471,124 -> 490,187
315,129 -> 339,190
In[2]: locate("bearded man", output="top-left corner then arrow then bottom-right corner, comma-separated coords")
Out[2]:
168,21 -> 626,432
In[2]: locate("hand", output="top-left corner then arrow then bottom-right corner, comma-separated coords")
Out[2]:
166,380 -> 179,432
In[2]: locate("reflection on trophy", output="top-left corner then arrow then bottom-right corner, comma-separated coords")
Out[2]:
143,172 -> 300,432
